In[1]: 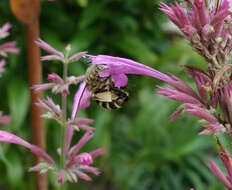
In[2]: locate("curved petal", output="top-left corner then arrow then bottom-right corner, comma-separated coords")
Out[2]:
71,82 -> 87,120
0,130 -> 54,164
111,74 -> 128,88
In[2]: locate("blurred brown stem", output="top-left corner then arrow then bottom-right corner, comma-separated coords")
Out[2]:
26,21 -> 47,190
10,0 -> 47,190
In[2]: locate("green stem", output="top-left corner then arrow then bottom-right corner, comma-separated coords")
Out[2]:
60,62 -> 68,190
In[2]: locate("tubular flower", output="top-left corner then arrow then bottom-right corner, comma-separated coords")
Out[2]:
35,38 -> 87,63
0,23 -> 11,39
82,54 -> 232,136
0,23 -> 19,57
89,54 -> 171,88
32,73 -> 85,96
160,0 -> 232,66
206,139 -> 232,189
0,59 -> 105,184
0,111 -> 11,125
56,131 -> 105,184
32,77 -> 105,183
0,130 -> 55,166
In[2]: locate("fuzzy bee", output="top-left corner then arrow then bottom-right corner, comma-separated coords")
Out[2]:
85,64 -> 129,109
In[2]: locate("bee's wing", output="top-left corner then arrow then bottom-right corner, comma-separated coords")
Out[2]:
92,92 -> 114,102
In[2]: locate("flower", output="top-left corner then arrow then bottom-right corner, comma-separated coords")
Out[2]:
32,73 -> 85,96
35,39 -> 64,61
0,130 -> 55,165
0,41 -> 19,57
35,97 -> 62,120
32,77 -> 105,184
57,131 -> 105,184
206,139 -> 232,189
0,23 -> 19,57
35,38 -> 87,63
160,0 -> 232,66
0,23 -> 12,39
0,59 -> 6,77
0,66 -> 105,184
0,111 -> 11,125
90,54 -> 171,88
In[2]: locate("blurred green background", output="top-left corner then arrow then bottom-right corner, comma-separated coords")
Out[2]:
0,0 -> 228,189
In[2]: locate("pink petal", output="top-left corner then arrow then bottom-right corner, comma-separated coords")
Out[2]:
32,83 -> 55,92
186,104 -> 218,123
75,153 -> 93,165
1,23 -> 11,33
0,131 -> 54,164
206,159 -> 232,189
40,55 -> 62,61
69,132 -> 94,157
0,115 -> 11,125
73,170 -> 92,181
199,123 -> 226,135
90,148 -> 106,158
80,165 -> 100,176
0,130 -> 31,148
91,55 -> 171,82
35,39 -> 64,58
30,145 -> 54,164
56,170 -> 66,184
157,87 -> 201,104
71,82 -> 89,119
111,74 -> 128,88
65,125 -> 74,153
48,73 -> 63,84
169,106 -> 185,122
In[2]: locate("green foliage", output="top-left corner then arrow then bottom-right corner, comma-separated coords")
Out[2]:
8,78 -> 30,130
0,0 -> 225,189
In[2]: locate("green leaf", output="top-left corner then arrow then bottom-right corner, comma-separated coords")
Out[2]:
6,151 -> 24,189
0,145 -> 10,166
79,2 -> 105,29
8,78 -> 30,129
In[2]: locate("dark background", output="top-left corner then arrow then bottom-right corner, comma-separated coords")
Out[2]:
0,0 -> 228,189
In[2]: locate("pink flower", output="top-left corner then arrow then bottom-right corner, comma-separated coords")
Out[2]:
206,139 -> 232,189
53,83 -> 106,184
0,23 -> 11,39
32,83 -> 56,93
157,86 -> 201,104
0,130 -> 54,165
0,111 -> 11,125
0,41 -> 19,57
35,97 -> 62,120
32,73 -> 86,96
185,103 -> 218,123
0,59 -> 6,77
35,39 -> 64,61
199,123 -> 226,135
58,131 -> 105,184
90,55 -> 170,88
35,38 -> 87,63
0,22 -> 19,57
160,0 -> 232,65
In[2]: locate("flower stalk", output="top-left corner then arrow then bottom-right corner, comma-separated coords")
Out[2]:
60,60 -> 68,190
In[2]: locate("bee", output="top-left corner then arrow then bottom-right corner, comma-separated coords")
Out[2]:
85,64 -> 129,109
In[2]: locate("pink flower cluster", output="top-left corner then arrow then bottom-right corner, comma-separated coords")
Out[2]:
206,139 -> 232,189
160,0 -> 232,66
0,22 -> 19,125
